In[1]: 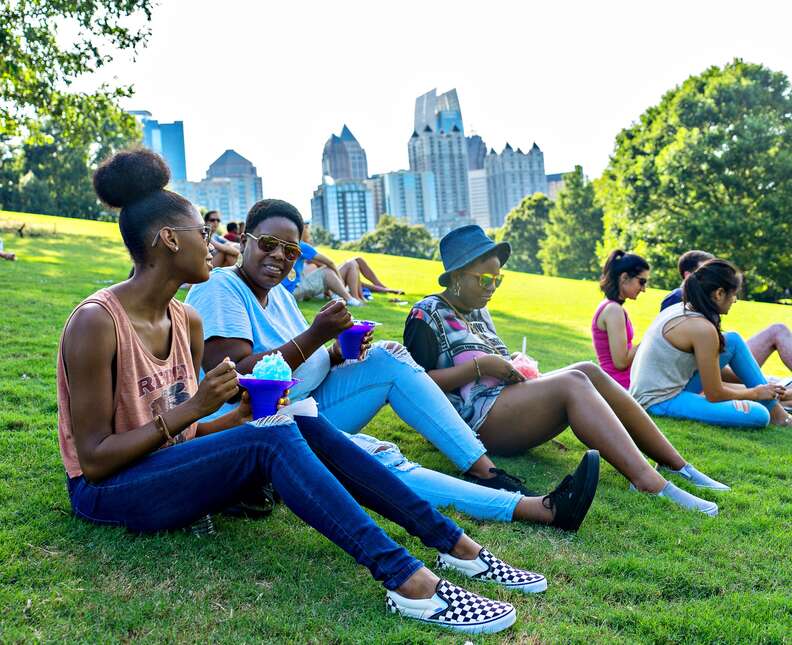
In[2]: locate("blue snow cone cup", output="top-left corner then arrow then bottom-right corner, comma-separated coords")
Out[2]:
238,377 -> 300,419
337,320 -> 378,360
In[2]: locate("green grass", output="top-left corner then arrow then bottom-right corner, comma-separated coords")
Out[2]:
1,211 -> 791,644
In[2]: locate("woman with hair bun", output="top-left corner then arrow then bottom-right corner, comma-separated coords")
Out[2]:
592,250 -> 650,389
630,259 -> 791,428
56,148 -> 553,636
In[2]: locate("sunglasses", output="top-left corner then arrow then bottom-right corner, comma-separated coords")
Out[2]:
207,218 -> 220,223
637,277 -> 648,286
245,233 -> 302,262
151,225 -> 211,247
463,272 -> 504,289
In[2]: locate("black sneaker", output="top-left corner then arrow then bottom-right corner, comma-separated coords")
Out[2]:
464,468 -> 536,496
222,483 -> 278,519
543,450 -> 600,532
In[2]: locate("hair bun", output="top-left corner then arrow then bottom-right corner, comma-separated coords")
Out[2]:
93,148 -> 171,208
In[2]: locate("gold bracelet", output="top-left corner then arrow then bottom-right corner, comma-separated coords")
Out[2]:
290,338 -> 307,363
473,357 -> 481,383
154,414 -> 172,443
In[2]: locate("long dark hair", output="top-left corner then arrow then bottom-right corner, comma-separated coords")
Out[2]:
682,259 -> 741,351
599,250 -> 650,302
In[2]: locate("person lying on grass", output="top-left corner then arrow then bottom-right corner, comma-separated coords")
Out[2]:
301,222 -> 404,301
662,250 -> 792,409
403,225 -> 728,517
591,250 -> 650,390
186,199 -> 598,532
631,259 -> 791,429
55,148 -> 556,636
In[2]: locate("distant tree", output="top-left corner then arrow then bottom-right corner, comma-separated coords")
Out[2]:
539,166 -> 603,279
309,224 -> 340,249
1,95 -> 139,219
1,1 -> 154,136
599,59 -> 792,301
497,194 -> 552,273
345,215 -> 436,259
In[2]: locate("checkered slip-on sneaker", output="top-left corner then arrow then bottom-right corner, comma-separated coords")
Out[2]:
435,548 -> 547,594
386,579 -> 516,635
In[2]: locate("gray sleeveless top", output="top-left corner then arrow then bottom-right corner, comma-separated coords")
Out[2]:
629,302 -> 705,408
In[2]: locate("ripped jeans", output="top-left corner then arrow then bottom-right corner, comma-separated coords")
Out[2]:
346,433 -> 521,522
647,331 -> 778,428
311,342 -> 487,473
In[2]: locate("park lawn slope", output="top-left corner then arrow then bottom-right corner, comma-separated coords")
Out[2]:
0,213 -> 790,643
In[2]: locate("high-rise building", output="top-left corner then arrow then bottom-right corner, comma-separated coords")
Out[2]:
466,135 -> 487,171
468,169 -> 491,229
129,110 -> 187,181
176,150 -> 263,221
321,125 -> 368,180
546,171 -> 577,200
485,142 -> 548,227
311,178 -> 375,243
376,170 -> 438,227
408,88 -> 471,237
364,175 -> 386,221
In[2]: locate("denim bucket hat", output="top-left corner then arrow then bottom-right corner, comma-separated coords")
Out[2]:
438,225 -> 511,287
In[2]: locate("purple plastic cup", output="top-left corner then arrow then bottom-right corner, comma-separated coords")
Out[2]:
238,377 -> 300,419
337,320 -> 378,359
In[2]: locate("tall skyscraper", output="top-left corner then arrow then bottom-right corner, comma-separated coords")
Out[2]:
466,135 -> 487,171
176,150 -> 263,221
468,169 -> 491,229
485,142 -> 548,227
129,110 -> 187,181
408,88 -> 471,237
378,170 -> 438,227
311,178 -> 375,242
321,125 -> 368,180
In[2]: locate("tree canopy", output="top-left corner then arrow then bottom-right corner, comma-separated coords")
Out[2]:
599,59 -> 792,301
539,166 -> 603,280
344,215 -> 436,259
497,194 -> 552,274
1,0 -> 154,136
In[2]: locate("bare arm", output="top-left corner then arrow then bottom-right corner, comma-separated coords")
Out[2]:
681,320 -> 780,403
201,299 -> 352,376
600,303 -> 638,370
426,354 -> 524,392
210,238 -> 240,257
184,304 -> 251,436
308,251 -> 341,277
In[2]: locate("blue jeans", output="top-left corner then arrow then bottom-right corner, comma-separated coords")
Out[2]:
67,417 -> 462,590
648,331 -> 777,428
313,344 -> 487,472
348,434 -> 522,522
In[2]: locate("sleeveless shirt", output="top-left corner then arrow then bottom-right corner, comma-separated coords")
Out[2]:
57,289 -> 198,478
591,299 -> 634,389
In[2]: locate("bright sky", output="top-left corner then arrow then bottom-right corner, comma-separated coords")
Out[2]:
85,0 -> 792,218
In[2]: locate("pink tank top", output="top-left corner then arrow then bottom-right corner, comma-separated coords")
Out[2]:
591,299 -> 634,389
57,289 -> 198,478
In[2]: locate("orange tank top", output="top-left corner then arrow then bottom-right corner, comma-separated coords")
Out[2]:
57,289 -> 198,478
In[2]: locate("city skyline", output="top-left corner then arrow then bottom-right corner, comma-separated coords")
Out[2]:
77,0 -> 792,219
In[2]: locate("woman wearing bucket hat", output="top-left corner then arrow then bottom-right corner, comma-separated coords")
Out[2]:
188,199 -> 599,532
404,226 -> 728,517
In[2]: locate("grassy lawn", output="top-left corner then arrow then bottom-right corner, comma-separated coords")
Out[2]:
1,211 -> 790,643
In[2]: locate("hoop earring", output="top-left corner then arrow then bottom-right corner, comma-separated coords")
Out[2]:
236,253 -> 243,267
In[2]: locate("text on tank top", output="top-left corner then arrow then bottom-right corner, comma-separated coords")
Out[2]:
56,289 -> 198,478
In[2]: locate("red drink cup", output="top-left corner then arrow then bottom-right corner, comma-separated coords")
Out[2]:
238,377 -> 300,419
337,320 -> 378,360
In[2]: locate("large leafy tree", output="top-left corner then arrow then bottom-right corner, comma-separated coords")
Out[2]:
1,1 -> 151,217
1,0 -> 153,136
539,166 -> 603,279
497,193 -> 552,274
599,59 -> 792,301
345,214 -> 436,259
